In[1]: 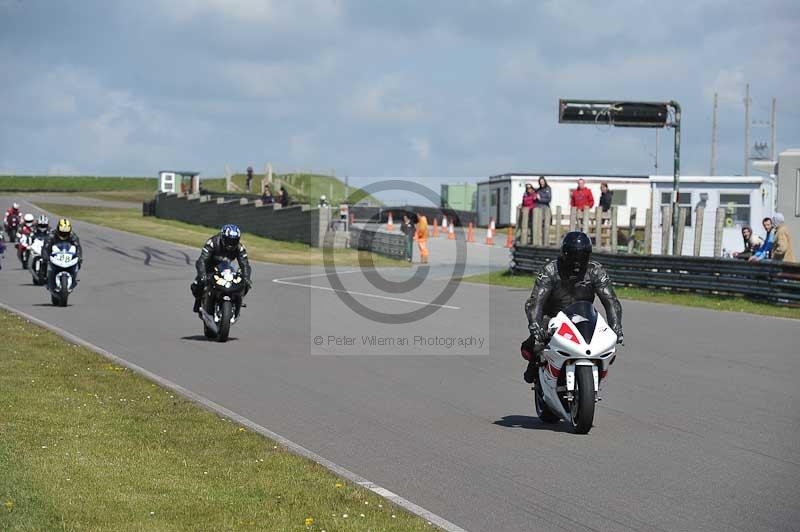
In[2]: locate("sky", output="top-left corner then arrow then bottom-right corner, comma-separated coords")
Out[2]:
1,0 -> 798,197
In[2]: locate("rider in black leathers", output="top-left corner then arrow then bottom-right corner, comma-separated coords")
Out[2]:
522,231 -> 623,384
191,228 -> 252,313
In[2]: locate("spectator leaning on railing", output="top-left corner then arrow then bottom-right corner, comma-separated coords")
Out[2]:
261,184 -> 275,204
733,225 -> 762,260
771,213 -> 795,262
570,179 -> 594,210
749,217 -> 775,262
534,176 -> 551,208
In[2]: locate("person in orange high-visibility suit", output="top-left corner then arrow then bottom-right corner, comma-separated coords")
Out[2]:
416,214 -> 429,264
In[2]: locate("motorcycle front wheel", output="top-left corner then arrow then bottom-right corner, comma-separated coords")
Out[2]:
570,366 -> 596,434
216,300 -> 232,342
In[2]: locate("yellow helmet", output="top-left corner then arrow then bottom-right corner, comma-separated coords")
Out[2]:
57,218 -> 72,239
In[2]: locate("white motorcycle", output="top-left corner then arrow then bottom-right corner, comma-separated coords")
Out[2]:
534,301 -> 619,434
27,235 -> 47,285
47,241 -> 80,306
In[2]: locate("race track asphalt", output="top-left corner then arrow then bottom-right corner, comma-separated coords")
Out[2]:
2,197 -> 799,532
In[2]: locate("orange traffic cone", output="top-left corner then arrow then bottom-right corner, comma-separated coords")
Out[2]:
432,218 -> 440,237
387,211 -> 394,232
485,221 -> 494,245
448,219 -> 456,240
467,222 -> 475,243
505,226 -> 514,248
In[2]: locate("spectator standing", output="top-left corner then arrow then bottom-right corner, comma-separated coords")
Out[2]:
750,217 -> 775,262
246,166 -> 254,192
534,176 -> 551,208
278,186 -> 290,207
570,179 -> 594,211
318,195 -> 329,208
771,213 -> 795,262
415,214 -> 429,264
732,225 -> 762,260
599,182 -> 613,212
401,214 -> 415,262
521,183 -> 537,212
261,185 -> 275,204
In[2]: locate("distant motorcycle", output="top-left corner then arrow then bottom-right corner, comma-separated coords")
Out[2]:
4,214 -> 19,243
531,301 -> 620,434
27,235 -> 47,285
47,241 -> 80,306
16,232 -> 31,269
198,260 -> 245,342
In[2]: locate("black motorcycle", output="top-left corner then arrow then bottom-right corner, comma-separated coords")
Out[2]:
199,260 -> 245,342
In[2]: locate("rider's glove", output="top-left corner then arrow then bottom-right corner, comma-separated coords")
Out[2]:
198,273 -> 208,286
612,325 -> 624,344
528,323 -> 546,345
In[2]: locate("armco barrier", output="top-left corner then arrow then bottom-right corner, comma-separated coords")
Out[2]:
154,193 -> 332,247
351,205 -> 477,227
350,227 -> 407,260
511,245 -> 800,306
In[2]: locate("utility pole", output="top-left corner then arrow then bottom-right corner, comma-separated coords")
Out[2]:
770,97 -> 777,162
710,92 -> 718,176
655,129 -> 660,175
743,83 -> 750,176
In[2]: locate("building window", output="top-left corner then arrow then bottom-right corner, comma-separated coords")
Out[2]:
795,170 -> 800,217
480,191 -> 487,209
610,189 -> 627,206
660,191 -> 692,227
502,186 -> 509,205
719,193 -> 751,226
490,190 -> 497,207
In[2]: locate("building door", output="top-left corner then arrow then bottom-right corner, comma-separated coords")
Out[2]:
494,188 -> 501,224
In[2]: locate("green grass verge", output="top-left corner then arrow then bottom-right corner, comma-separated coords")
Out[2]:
462,270 -> 800,320
0,175 -> 227,203
0,310 -> 431,531
33,202 -> 407,268
0,175 -> 158,193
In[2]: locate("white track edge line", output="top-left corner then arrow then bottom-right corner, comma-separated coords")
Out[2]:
0,301 -> 468,532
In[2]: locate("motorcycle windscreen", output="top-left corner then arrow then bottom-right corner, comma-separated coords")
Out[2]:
562,301 -> 598,343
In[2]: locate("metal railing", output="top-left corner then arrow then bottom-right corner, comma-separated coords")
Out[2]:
350,227 -> 408,260
512,245 -> 800,305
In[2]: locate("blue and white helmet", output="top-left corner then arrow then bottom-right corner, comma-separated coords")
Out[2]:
220,224 -> 241,252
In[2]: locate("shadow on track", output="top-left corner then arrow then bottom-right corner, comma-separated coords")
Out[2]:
180,335 -> 238,342
493,415 -> 571,433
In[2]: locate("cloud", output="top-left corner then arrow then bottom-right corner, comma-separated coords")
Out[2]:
410,137 -> 431,160
344,76 -> 423,125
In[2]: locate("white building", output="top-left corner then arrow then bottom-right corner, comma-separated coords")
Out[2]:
477,173 -> 651,227
650,175 -> 776,256
776,149 -> 800,241
477,172 -> 777,257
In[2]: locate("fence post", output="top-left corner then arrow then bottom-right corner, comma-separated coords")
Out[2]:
713,207 -> 726,257
519,206 -> 530,245
530,208 -> 541,246
661,205 -> 671,255
536,208 -> 546,246
627,207 -> 637,253
554,206 -> 563,246
543,206 -> 552,246
676,207 -> 687,256
644,208 -> 653,254
582,208 -> 590,235
610,206 -> 618,253
594,207 -> 603,248
569,208 -> 577,232
693,206 -> 705,256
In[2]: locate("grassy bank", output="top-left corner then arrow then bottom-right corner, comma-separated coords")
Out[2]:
33,202 -> 406,268
0,310 -> 431,531
0,175 -> 230,204
463,270 -> 800,320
